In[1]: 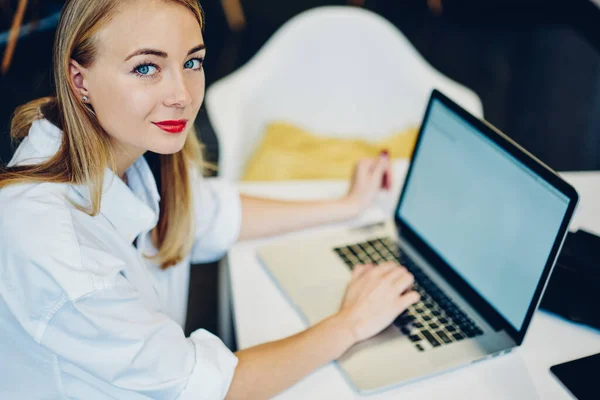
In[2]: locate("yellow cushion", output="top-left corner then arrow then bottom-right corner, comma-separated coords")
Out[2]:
242,122 -> 419,181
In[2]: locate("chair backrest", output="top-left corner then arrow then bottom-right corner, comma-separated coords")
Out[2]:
206,6 -> 483,181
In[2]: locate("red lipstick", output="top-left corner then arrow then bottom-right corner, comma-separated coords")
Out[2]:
153,120 -> 188,134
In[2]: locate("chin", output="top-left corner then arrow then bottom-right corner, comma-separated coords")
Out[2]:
150,135 -> 188,155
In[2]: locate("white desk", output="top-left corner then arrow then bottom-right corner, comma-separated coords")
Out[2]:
228,161 -> 600,399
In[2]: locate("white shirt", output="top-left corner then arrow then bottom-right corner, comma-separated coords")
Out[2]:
0,119 -> 241,399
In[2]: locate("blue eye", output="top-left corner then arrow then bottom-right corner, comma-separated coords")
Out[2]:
184,58 -> 203,70
134,63 -> 159,77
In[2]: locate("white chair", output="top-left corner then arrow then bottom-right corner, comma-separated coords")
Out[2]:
205,5 -> 483,182
207,6 -> 484,349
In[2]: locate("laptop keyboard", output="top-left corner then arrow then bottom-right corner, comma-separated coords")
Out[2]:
333,237 -> 484,352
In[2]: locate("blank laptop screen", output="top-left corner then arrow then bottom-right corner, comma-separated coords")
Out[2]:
398,99 -> 569,331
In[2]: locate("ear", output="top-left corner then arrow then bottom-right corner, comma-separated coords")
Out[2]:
69,59 -> 90,102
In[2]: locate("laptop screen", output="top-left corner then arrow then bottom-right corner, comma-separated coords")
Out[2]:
397,99 -> 570,331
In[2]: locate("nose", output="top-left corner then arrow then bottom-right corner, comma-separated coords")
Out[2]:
163,71 -> 193,108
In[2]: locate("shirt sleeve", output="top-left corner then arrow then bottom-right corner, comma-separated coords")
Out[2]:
41,275 -> 238,399
190,176 -> 242,264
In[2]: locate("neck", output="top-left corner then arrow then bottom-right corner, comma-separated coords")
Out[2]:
113,143 -> 146,181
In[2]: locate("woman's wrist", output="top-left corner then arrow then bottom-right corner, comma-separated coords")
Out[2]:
338,195 -> 362,220
323,311 -> 359,359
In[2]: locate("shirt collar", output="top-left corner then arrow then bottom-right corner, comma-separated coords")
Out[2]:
27,119 -> 161,243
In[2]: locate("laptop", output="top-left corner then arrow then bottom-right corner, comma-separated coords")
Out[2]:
257,89 -> 579,394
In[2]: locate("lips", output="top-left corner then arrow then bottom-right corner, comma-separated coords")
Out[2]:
153,120 -> 188,134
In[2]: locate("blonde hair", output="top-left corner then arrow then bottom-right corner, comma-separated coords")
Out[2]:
0,0 -> 206,269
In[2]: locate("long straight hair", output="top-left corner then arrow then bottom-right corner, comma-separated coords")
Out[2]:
0,0 -> 206,269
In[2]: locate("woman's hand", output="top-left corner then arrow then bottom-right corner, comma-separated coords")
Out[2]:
228,261 -> 418,399
336,262 -> 420,343
344,154 -> 392,216
229,262 -> 418,399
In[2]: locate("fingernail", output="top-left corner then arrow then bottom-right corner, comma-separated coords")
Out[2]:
381,170 -> 390,190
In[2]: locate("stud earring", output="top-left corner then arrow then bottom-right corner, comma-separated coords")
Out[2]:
82,95 -> 89,102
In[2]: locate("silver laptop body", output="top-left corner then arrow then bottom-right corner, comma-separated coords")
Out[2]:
257,90 -> 579,394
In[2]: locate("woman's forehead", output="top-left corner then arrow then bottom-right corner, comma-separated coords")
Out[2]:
95,0 -> 204,61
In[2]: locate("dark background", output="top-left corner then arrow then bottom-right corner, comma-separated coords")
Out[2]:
1,0 -> 599,344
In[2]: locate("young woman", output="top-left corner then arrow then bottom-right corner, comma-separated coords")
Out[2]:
0,1 -> 419,398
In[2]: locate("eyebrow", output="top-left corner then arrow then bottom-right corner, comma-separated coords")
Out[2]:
124,44 -> 206,62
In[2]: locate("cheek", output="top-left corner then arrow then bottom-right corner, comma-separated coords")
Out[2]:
93,74 -> 156,132
105,79 -> 155,118
127,88 -> 157,117
87,83 -> 155,154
